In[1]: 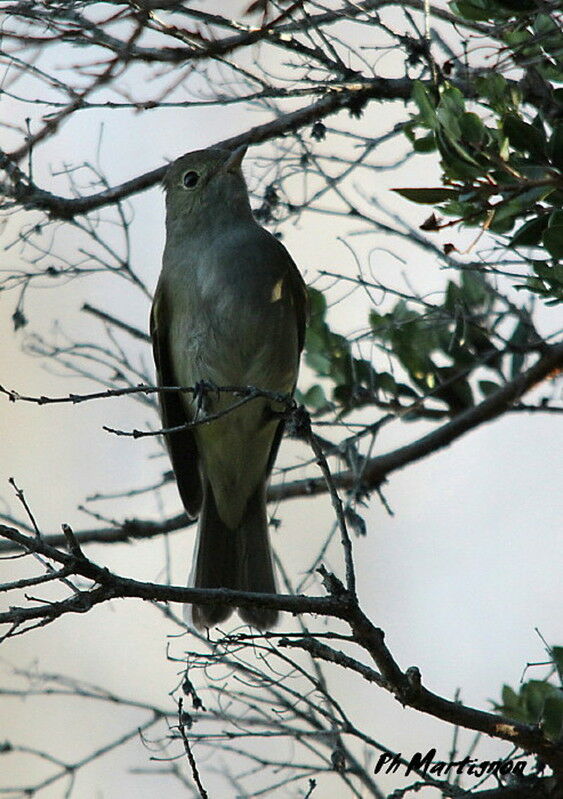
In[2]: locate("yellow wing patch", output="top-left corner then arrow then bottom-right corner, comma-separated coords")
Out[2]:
270,278 -> 284,303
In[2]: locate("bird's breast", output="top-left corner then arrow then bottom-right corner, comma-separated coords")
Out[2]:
168,250 -> 298,394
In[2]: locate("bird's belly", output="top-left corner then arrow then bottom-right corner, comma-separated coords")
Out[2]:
173,296 -> 298,393
195,399 -> 278,528
169,301 -> 296,528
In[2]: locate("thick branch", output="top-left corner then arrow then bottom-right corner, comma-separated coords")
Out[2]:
302,603 -> 563,774
2,523 -> 561,774
0,524 -> 349,624
5,57 -> 556,220
270,341 -> 563,500
0,77 -> 410,219
468,783 -> 560,799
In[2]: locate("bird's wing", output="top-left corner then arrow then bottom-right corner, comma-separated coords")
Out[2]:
264,235 -> 309,477
150,283 -> 202,518
276,238 -> 309,355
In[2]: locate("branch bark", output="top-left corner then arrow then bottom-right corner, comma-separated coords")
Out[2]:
2,523 -> 562,776
270,340 -> 563,500
2,76 -> 412,219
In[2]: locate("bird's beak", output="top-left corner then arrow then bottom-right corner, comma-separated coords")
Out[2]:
224,144 -> 248,173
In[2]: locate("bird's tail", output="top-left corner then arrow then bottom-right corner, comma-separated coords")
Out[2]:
188,482 -> 278,630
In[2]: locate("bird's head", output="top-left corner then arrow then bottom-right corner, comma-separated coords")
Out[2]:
163,146 -> 251,229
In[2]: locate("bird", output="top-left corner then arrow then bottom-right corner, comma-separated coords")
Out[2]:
150,145 -> 307,629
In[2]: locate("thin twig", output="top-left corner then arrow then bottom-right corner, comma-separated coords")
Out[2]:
177,698 -> 208,799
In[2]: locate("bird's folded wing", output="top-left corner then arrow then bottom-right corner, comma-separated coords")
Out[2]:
272,236 -> 309,354
150,284 -> 203,518
263,235 -> 309,476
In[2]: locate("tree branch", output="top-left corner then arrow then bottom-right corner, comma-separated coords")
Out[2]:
270,341 -> 563,499
1,77 -> 412,219
1,343 -> 560,553
0,523 -> 349,625
2,522 -> 562,774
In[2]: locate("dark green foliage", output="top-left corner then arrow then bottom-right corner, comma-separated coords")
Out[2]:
297,287 -> 383,413
494,682 -> 563,741
298,287 -> 424,415
395,7 -> 563,306
298,8 -> 561,435
393,187 -> 460,203
493,646 -> 563,741
300,271 -> 534,417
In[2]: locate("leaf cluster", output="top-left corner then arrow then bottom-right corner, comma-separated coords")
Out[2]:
493,646 -> 563,743
299,271 -> 536,418
296,287 -> 384,413
452,1 -> 563,88
396,4 -> 563,304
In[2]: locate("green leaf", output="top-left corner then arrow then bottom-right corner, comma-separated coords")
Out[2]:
541,691 -> 563,742
488,201 -> 520,234
522,680 -> 554,721
543,225 -> 563,259
436,128 -> 482,179
510,184 -> 555,212
307,286 -> 327,319
396,383 -> 419,400
509,317 -> 532,378
376,371 -> 398,395
495,685 -> 528,722
533,261 -> 554,279
553,646 -> 563,677
510,215 -> 549,248
413,133 -> 437,152
466,325 -> 497,363
475,73 -> 510,113
503,29 -> 531,49
402,120 -> 416,143
498,0 -> 538,18
438,85 -> 466,118
386,302 -> 437,381
525,262 -> 563,303
548,210 -> 563,228
433,367 -> 474,412
412,81 -> 438,130
392,187 -> 460,204
534,12 -> 559,35
450,0 -> 492,21
499,135 -> 510,161
479,380 -> 499,396
534,14 -> 563,63
301,384 -> 329,411
459,112 -> 486,144
496,680 -> 563,732
503,114 -> 547,159
461,271 -> 489,307
445,280 -> 462,313
305,348 -> 332,377
369,310 -> 389,337
501,684 -> 522,713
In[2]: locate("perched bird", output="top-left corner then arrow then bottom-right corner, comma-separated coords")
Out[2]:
151,146 -> 307,629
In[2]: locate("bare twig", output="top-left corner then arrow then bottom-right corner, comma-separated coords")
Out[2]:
177,698 -> 209,799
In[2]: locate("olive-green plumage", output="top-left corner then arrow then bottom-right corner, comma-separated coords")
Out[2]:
151,146 -> 307,629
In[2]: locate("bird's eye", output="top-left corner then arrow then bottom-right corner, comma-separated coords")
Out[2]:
183,171 -> 199,189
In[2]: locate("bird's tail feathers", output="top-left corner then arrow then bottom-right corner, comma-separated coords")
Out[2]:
187,482 -> 278,630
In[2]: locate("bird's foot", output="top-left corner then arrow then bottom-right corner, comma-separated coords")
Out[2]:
263,406 -> 286,422
263,394 -> 297,423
